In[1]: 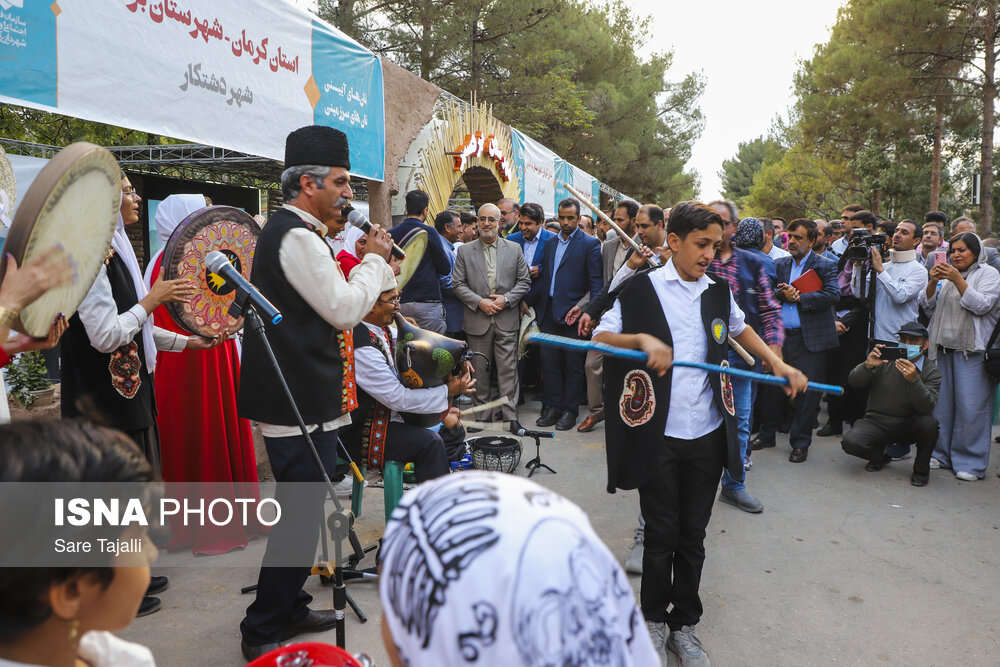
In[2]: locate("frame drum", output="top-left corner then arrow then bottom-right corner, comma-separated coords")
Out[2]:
161,205 -> 260,337
0,143 -> 120,337
395,227 -> 428,290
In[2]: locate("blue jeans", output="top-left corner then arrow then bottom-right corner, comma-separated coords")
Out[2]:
721,357 -> 756,493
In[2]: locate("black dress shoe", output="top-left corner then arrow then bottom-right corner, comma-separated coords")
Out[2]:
910,472 -> 929,487
789,447 -> 808,463
865,455 -> 892,472
555,411 -> 577,431
241,639 -> 281,662
817,422 -> 843,437
280,609 -> 337,641
146,575 -> 168,596
509,420 -> 524,434
750,435 -> 775,451
536,407 -> 559,427
136,595 -> 161,617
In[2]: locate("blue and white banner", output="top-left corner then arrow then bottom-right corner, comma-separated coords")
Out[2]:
554,159 -> 597,212
0,0 -> 385,180
511,127 -> 556,216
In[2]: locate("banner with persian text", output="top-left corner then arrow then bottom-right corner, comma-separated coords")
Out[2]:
0,0 -> 385,181
554,159 -> 597,212
510,127 -> 556,216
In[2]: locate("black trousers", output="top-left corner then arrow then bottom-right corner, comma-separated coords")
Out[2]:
241,427 -> 341,645
841,414 -> 939,475
760,331 -> 826,449
539,309 -> 586,415
826,324 -> 869,426
382,421 -> 450,482
639,426 -> 726,630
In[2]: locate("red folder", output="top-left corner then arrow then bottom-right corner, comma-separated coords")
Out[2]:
791,269 -> 822,294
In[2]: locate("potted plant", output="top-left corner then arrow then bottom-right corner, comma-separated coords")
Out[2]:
6,350 -> 55,408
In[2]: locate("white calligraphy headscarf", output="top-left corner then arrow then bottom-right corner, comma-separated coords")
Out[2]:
378,471 -> 658,666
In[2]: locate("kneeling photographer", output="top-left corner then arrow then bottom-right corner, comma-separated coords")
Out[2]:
840,321 -> 940,486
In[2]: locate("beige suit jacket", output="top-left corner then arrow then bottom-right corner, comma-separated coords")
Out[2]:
453,237 -> 531,335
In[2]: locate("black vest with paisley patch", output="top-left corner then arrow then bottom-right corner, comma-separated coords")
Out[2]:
339,323 -> 394,471
61,253 -> 155,433
603,270 -> 742,493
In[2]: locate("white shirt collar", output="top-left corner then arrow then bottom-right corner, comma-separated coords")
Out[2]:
283,203 -> 329,236
660,257 -> 715,287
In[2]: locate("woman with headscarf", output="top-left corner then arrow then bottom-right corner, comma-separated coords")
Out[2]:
60,175 -> 222,616
335,224 -> 368,277
919,231 -> 1000,480
145,194 -> 262,556
378,471 -> 659,666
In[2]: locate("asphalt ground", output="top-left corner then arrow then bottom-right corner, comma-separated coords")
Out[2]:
120,400 -> 1000,666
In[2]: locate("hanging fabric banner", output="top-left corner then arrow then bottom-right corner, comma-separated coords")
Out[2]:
0,0 -> 385,181
511,127 -> 556,216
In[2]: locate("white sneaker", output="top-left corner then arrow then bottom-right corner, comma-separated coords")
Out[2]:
333,475 -> 354,498
667,625 -> 710,666
625,528 -> 644,575
645,620 -> 667,665
955,471 -> 978,481
929,458 -> 942,469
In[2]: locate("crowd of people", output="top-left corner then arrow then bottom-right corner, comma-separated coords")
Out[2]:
1,120 -> 998,667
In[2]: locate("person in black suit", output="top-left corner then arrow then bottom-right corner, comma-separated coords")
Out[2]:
760,218 -> 839,462
526,197 -> 602,430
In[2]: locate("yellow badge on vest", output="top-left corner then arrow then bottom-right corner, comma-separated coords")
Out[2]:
711,318 -> 726,344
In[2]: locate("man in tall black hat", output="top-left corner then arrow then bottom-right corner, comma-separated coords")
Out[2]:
238,125 -> 395,661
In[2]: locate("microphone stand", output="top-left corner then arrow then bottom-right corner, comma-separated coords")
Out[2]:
231,288 -> 367,648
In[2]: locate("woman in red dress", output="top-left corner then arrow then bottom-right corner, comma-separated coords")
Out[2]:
146,195 -> 262,555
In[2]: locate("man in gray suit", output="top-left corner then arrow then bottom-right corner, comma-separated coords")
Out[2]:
453,203 -> 532,428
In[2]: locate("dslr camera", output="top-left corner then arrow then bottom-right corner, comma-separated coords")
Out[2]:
845,229 -> 889,262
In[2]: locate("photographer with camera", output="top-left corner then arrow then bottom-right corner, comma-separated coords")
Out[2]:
840,322 -> 940,486
849,219 -> 928,344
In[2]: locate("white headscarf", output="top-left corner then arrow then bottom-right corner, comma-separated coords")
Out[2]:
112,208 -> 158,373
339,223 -> 366,260
379,471 -> 658,666
144,194 -> 206,286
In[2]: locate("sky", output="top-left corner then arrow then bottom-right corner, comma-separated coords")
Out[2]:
626,0 -> 846,199
289,0 -> 846,200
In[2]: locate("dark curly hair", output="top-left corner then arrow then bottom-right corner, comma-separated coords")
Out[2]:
0,420 -> 153,642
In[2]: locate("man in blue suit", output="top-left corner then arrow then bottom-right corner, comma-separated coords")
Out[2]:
759,218 -> 839,462
506,202 -> 555,280
526,198 -> 602,430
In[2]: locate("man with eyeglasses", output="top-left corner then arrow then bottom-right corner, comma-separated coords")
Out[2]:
453,203 -> 531,429
341,273 -> 473,488
497,198 -> 520,236
526,197 -> 602,431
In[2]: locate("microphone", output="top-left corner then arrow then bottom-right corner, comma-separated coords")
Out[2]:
205,250 -> 283,325
347,208 -> 406,260
510,424 -> 554,439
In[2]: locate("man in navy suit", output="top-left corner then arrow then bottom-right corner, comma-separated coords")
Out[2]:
507,202 -> 555,282
759,218 -> 839,462
508,203 -> 554,398
526,198 -> 602,430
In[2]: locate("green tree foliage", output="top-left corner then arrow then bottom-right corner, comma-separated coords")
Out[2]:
747,0 -> 981,225
320,0 -> 705,204
0,105 -> 174,147
719,136 -> 784,207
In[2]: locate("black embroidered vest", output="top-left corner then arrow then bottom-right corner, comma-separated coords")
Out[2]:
60,254 -> 155,432
238,208 -> 357,425
339,323 -> 394,470
603,270 -> 743,492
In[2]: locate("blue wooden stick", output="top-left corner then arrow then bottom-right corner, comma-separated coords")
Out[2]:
529,332 -> 844,396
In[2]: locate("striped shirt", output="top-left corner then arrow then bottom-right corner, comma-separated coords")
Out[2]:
710,250 -> 784,347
